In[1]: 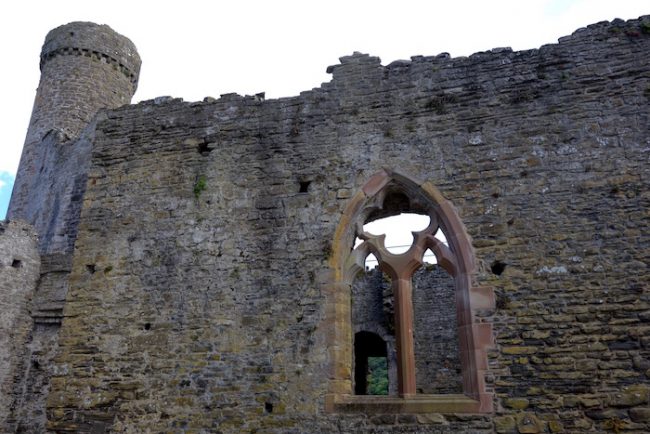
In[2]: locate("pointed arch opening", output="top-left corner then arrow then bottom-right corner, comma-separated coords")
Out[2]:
325,169 -> 495,414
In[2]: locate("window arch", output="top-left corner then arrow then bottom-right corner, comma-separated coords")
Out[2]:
325,169 -> 494,413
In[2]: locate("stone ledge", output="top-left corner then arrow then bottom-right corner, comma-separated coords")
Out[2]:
325,393 -> 491,414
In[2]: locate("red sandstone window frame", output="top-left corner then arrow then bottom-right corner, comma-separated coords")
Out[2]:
324,169 -> 494,413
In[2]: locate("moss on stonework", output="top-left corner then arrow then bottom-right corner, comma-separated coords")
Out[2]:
193,175 -> 207,198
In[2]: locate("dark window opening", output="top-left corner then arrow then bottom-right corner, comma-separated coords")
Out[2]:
491,260 -> 507,276
299,180 -> 311,193
197,141 -> 215,155
354,331 -> 388,395
11,259 -> 22,268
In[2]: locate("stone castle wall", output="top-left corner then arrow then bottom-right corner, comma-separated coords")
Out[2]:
38,16 -> 650,433
0,221 -> 39,432
412,266 -> 462,395
0,16 -> 648,434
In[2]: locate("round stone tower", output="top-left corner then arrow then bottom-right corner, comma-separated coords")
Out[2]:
30,21 -> 140,144
8,22 -> 141,252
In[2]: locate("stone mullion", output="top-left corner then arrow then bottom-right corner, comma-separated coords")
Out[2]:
393,276 -> 417,397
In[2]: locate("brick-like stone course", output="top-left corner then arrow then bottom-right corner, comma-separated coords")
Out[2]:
0,221 -> 39,432
3,15 -> 650,433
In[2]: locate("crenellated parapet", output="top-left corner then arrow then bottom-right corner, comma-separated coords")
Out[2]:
40,21 -> 140,87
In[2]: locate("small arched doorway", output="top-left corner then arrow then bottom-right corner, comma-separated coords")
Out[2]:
354,331 -> 388,395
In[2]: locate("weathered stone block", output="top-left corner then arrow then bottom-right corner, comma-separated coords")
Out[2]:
516,413 -> 544,433
504,397 -> 530,410
608,384 -> 649,407
630,408 -> 650,423
494,415 -> 516,433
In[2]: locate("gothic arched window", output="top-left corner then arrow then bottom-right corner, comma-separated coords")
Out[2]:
325,169 -> 495,413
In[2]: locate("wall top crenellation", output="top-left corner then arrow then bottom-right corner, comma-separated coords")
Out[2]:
40,21 -> 141,87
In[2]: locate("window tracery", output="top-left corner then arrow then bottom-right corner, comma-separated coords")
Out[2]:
325,169 -> 495,413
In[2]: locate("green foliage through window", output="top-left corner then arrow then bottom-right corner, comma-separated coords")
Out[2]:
367,357 -> 388,395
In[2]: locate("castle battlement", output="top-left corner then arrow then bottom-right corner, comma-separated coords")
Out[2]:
40,22 -> 140,84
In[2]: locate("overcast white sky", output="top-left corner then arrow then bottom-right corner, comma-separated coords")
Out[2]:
0,0 -> 648,218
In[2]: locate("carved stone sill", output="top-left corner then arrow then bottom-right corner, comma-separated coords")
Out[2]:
325,393 -> 492,414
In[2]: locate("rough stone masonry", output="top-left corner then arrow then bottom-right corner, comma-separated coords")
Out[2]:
1,16 -> 649,433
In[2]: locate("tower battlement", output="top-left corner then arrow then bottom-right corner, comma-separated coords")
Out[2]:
40,22 -> 140,86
